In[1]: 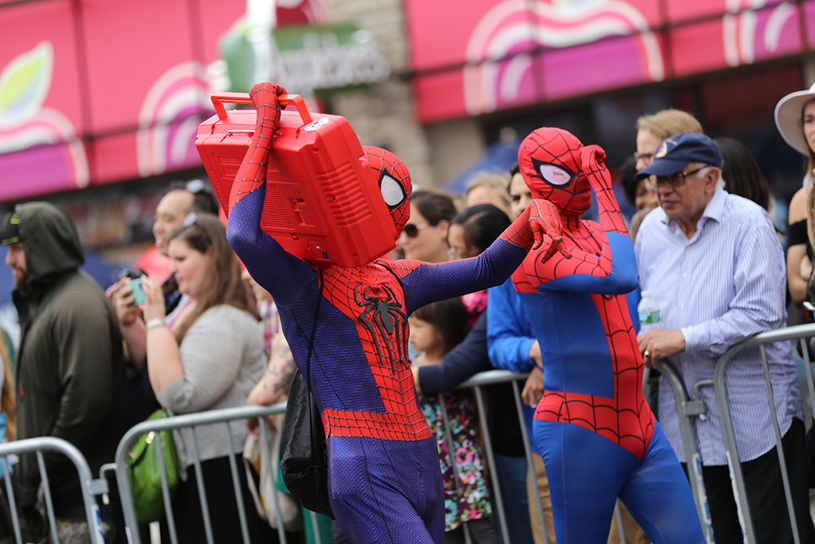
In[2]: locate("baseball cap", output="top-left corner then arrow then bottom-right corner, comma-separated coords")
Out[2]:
0,212 -> 20,245
634,132 -> 723,181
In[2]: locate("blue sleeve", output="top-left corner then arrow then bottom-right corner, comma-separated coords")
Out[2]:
416,312 -> 491,395
487,279 -> 536,373
628,284 -> 641,333
401,238 -> 527,314
543,232 -> 638,295
226,186 -> 317,307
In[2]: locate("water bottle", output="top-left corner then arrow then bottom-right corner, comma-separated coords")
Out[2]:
638,290 -> 662,333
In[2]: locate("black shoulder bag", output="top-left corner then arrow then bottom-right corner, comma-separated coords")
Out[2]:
279,271 -> 334,518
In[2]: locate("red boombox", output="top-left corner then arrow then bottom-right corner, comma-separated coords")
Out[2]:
196,92 -> 397,268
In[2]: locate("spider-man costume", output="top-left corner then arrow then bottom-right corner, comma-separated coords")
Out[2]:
226,83 -> 567,544
513,128 -> 704,543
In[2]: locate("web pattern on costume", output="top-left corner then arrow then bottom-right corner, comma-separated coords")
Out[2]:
363,146 -> 411,232
317,262 -> 434,441
228,85 -> 286,214
515,127 -> 654,459
225,83 -> 560,440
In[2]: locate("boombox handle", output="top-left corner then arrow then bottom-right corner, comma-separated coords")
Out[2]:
210,92 -> 313,124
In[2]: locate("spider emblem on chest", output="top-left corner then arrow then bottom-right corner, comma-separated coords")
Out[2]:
354,282 -> 408,371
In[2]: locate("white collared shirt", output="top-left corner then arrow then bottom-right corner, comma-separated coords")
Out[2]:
635,189 -> 803,465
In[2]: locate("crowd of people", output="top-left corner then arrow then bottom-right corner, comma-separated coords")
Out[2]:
0,77 -> 813,544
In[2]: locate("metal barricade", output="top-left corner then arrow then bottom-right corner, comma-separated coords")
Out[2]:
112,402 -> 318,544
448,370 -> 644,543
713,322 -> 815,544
658,360 -> 715,543
112,370 -> 640,544
0,436 -> 107,544
450,369 -> 553,544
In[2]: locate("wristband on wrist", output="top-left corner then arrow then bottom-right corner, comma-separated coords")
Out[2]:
145,318 -> 166,330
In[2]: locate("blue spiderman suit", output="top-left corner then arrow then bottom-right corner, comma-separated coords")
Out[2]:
225,83 -> 568,544
513,128 -> 705,543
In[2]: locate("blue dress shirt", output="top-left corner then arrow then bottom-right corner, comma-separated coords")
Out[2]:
635,189 -> 803,465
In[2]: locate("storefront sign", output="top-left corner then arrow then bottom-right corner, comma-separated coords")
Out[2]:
407,0 -> 809,122
222,23 -> 390,94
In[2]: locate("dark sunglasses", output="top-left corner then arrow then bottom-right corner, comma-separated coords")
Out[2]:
401,222 -> 429,238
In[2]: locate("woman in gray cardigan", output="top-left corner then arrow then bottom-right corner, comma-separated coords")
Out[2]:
141,213 -> 272,543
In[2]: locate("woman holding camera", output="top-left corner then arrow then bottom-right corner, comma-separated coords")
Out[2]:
139,213 -> 273,543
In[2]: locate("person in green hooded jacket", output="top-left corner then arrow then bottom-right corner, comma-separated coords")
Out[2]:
1,202 -> 137,542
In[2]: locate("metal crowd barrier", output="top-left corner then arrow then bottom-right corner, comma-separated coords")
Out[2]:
447,370 -> 645,544
0,371 -> 645,544
453,369 -> 553,544
714,322 -> 815,544
661,322 -> 815,544
111,402 -> 329,544
0,436 -> 106,543
658,360 -> 715,543
112,374 -> 549,544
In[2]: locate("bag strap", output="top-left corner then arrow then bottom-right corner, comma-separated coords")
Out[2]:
378,261 -> 404,289
304,267 -> 324,388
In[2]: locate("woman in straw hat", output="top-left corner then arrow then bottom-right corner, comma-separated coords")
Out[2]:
775,82 -> 815,308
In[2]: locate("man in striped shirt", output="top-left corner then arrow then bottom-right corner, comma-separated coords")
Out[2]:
634,132 -> 813,544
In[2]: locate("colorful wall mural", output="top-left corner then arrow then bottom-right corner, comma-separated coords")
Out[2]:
3,0 -> 814,202
0,0 -> 327,203
406,0 -> 813,122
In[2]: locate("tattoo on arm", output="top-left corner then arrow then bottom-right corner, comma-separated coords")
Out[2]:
262,342 -> 297,395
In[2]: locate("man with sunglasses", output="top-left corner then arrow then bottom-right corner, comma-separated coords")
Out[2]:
634,132 -> 813,543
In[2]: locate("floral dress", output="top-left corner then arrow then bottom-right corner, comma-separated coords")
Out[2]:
418,384 -> 493,531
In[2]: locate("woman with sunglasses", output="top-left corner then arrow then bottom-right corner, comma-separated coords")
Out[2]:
399,190 -> 457,263
139,214 -> 274,543
225,82 -> 569,544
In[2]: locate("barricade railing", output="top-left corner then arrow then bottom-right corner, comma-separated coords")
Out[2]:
454,369 -> 553,544
0,369 -> 647,544
658,360 -> 715,543
452,370 -> 649,543
111,402 -> 320,544
0,436 -> 106,543
713,322 -> 815,544
114,375 -> 548,544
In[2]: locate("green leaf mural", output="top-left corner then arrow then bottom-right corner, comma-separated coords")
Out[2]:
0,41 -> 53,125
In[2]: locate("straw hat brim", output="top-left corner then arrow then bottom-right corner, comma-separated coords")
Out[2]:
774,82 -> 815,156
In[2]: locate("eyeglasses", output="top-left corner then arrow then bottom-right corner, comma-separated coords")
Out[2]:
655,166 -> 707,188
401,222 -> 428,238
633,151 -> 654,164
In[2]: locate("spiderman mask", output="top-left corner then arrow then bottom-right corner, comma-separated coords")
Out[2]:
363,146 -> 412,237
519,127 -> 591,215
